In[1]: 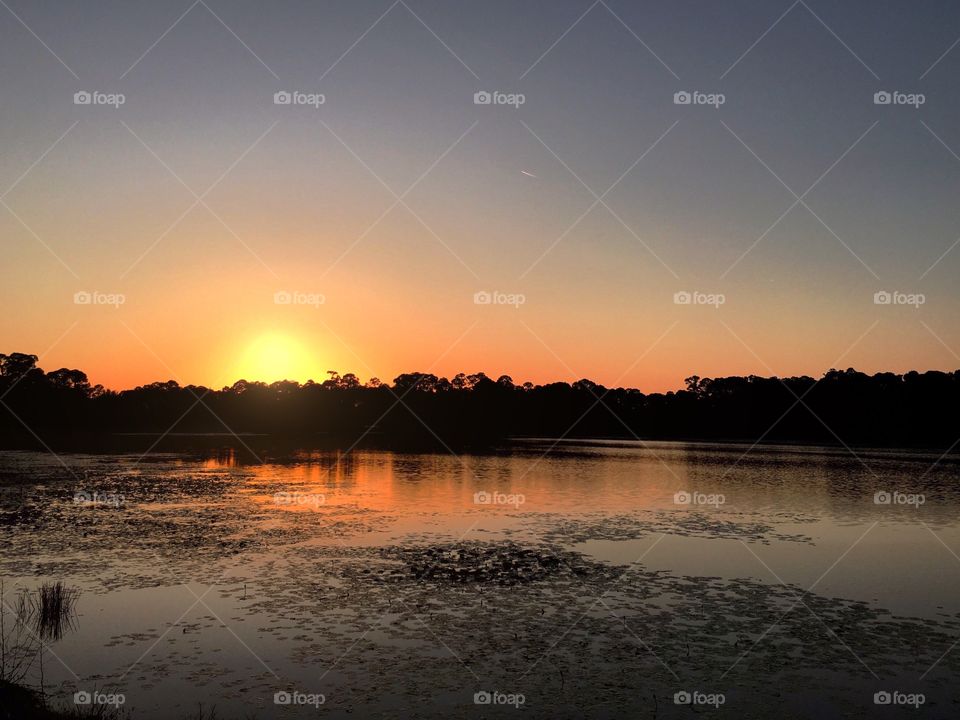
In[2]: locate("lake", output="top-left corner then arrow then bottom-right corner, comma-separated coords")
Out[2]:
1,439 -> 958,718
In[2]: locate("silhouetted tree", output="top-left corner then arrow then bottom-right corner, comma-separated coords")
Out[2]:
1,352 -> 958,449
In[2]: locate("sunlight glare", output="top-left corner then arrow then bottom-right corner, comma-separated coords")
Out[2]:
235,333 -> 318,384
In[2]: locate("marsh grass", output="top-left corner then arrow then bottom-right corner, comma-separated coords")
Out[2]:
0,580 -> 80,689
30,582 -> 80,642
63,700 -> 128,719
0,580 -> 38,684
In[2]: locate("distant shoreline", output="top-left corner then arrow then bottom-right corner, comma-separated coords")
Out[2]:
3,353 -> 959,451
0,430 -> 956,456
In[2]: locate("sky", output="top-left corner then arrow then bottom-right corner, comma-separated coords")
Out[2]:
1,0 -> 959,393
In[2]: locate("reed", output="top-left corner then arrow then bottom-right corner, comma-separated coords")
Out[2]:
31,581 -> 81,642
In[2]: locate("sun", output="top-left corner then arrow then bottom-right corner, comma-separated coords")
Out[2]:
234,333 -> 318,384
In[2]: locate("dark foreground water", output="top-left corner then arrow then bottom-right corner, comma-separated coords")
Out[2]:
1,439 -> 958,718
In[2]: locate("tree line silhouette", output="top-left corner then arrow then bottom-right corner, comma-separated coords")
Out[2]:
1,351 -> 958,448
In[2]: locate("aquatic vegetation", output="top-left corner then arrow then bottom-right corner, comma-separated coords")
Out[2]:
31,582 -> 80,642
0,579 -> 80,704
0,582 -> 36,685
533,511 -> 817,546
380,542 -> 618,586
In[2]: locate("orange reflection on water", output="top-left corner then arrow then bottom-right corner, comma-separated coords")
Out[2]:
231,451 -> 400,514
204,446 -> 680,519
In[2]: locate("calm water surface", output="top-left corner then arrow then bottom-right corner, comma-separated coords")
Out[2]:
1,440 -> 958,718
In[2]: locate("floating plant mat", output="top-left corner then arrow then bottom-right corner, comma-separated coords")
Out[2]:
86,540 -> 959,718
0,476 -> 397,591
526,510 -> 817,545
233,541 -> 960,673
6,537 -> 960,718
373,541 -> 625,586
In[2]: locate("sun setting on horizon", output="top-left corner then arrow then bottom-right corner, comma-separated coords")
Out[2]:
232,333 -> 323,385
